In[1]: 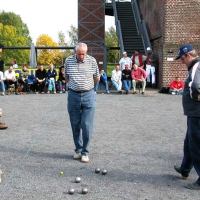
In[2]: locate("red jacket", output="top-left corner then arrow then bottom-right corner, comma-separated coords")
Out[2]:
131,67 -> 147,80
170,80 -> 184,90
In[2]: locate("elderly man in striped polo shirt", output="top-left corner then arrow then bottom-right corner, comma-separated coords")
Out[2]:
64,43 -> 100,163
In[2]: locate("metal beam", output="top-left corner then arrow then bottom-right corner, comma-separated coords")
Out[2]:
1,46 -> 75,50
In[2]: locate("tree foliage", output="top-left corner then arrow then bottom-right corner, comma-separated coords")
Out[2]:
58,31 -> 73,64
105,26 -> 119,63
36,34 -> 62,65
0,23 -> 29,65
0,11 -> 31,45
0,11 -> 31,65
67,25 -> 78,47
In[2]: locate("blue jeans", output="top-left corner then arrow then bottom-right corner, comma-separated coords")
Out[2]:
67,90 -> 95,156
111,80 -> 122,91
94,80 -> 109,91
122,79 -> 131,91
170,89 -> 183,95
0,81 -> 5,92
180,116 -> 200,185
58,81 -> 68,92
48,79 -> 56,91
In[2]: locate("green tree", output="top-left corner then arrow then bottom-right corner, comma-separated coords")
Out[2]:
0,23 -> 29,65
36,34 -> 62,65
58,31 -> 73,64
67,25 -> 78,47
105,26 -> 119,63
0,11 -> 32,65
0,11 -> 31,45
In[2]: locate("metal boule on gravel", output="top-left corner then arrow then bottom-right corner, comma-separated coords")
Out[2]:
102,169 -> 107,175
95,168 -> 101,173
75,177 -> 81,183
82,187 -> 88,194
68,188 -> 75,195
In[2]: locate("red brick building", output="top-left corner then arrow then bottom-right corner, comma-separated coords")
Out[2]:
78,0 -> 200,88
137,0 -> 200,88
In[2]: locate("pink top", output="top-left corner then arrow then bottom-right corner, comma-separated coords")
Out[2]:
131,67 -> 147,80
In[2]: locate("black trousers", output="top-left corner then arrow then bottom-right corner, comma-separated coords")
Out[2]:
18,79 -> 29,92
34,80 -> 45,92
4,80 -> 18,91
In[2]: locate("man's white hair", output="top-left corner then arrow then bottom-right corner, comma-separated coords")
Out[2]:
75,43 -> 88,51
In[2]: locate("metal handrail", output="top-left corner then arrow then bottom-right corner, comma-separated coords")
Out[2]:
112,0 -> 124,55
131,0 -> 151,53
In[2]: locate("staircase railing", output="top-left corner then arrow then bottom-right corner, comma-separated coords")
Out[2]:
112,0 -> 124,55
131,0 -> 151,53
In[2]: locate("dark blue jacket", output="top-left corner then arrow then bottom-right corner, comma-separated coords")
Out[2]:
100,72 -> 107,82
182,57 -> 200,116
47,69 -> 57,80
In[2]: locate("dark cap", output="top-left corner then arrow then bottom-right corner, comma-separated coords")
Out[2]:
175,44 -> 194,60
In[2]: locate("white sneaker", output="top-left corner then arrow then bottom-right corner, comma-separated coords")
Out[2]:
73,153 -> 81,160
81,155 -> 89,163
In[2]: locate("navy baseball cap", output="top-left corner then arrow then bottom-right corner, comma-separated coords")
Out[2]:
175,44 -> 194,60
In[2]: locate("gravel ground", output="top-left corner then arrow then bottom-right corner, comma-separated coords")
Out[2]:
0,89 -> 199,200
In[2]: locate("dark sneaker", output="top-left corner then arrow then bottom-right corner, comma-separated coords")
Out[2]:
186,182 -> 200,190
141,92 -> 145,95
174,165 -> 189,179
0,124 -> 8,129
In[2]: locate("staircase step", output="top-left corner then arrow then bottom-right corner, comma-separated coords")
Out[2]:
115,1 -> 147,57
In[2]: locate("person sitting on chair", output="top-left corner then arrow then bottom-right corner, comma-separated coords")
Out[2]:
94,69 -> 110,94
111,65 -> 122,93
18,64 -> 29,94
47,64 -> 57,94
0,70 -> 5,96
4,66 -> 19,95
34,65 -> 46,94
169,76 -> 184,95
122,64 -> 132,94
131,64 -> 147,95
58,66 -> 68,93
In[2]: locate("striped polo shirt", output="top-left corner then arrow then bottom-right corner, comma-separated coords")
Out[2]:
64,54 -> 100,91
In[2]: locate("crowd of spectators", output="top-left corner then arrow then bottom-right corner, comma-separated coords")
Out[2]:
0,62 -> 68,95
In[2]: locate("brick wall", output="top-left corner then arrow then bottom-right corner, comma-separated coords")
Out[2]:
78,0 -> 105,69
137,0 -> 200,88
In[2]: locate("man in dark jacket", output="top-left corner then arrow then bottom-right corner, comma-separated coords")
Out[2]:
174,44 -> 200,190
34,65 -> 46,94
122,64 -> 132,94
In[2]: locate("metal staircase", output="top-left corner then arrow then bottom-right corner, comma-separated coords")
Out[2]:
115,1 -> 144,56
105,0 -> 151,57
